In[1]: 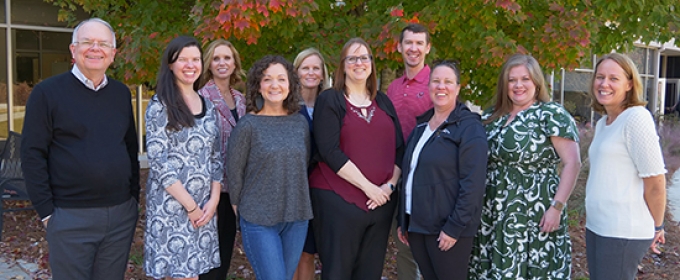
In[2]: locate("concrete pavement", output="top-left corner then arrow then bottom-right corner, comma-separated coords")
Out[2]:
0,257 -> 41,280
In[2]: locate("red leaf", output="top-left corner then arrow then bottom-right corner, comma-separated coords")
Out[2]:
391,8 -> 404,17
270,0 -> 283,13
256,4 -> 269,17
149,32 -> 158,39
216,10 -> 231,23
234,18 -> 250,31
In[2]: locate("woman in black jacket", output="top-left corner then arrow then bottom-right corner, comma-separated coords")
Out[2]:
397,61 -> 487,280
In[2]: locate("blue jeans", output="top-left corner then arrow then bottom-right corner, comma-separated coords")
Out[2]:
240,217 -> 308,280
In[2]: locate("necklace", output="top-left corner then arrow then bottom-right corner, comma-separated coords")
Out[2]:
347,93 -> 370,108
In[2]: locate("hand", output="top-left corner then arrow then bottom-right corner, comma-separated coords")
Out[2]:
651,229 -> 665,254
364,185 -> 389,209
232,205 -> 238,216
540,206 -> 562,233
437,231 -> 457,251
42,218 -> 50,228
397,227 -> 409,246
196,198 -> 218,227
187,205 -> 205,229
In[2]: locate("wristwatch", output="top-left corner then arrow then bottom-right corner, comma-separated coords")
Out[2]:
387,183 -> 396,192
550,199 -> 565,212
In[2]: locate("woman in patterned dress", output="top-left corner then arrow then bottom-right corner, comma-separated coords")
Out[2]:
144,36 -> 222,280
468,54 -> 581,279
585,53 -> 666,280
197,39 -> 246,280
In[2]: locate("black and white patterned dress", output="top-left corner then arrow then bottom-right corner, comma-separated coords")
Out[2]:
144,95 -> 222,278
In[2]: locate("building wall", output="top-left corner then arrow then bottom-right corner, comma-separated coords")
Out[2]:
0,0 -> 88,138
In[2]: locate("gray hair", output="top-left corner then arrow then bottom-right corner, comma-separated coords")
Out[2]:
71,18 -> 116,48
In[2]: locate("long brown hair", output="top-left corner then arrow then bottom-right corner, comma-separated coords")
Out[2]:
485,54 -> 550,124
590,53 -> 646,114
199,39 -> 245,88
333,38 -> 378,100
155,36 -> 202,131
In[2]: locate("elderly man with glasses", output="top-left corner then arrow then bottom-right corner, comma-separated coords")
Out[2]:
21,18 -> 139,280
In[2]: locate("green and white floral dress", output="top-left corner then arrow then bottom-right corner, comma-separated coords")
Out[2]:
469,102 -> 578,280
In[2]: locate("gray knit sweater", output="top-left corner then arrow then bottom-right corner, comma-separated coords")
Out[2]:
227,113 -> 313,226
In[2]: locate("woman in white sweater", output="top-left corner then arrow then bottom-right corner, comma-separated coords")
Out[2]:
585,53 -> 667,280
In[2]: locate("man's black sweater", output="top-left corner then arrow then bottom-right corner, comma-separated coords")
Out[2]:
21,72 -> 140,219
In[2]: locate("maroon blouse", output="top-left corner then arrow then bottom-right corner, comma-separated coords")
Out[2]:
309,99 -> 396,211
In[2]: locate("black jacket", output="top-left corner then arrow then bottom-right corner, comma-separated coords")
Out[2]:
312,88 -> 404,172
398,102 -> 487,239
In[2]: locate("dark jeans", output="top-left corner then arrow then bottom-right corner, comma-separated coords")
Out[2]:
586,228 -> 652,280
46,197 -> 138,280
311,188 -> 396,280
199,192 -> 238,280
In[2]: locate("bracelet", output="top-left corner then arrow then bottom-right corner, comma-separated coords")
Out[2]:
187,205 -> 198,214
655,223 -> 664,232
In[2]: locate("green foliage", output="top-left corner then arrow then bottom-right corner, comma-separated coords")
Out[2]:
46,0 -> 680,102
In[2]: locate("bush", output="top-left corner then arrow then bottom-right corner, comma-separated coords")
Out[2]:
0,82 -> 34,106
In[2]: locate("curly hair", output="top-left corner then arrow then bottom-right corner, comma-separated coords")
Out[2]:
246,55 -> 301,114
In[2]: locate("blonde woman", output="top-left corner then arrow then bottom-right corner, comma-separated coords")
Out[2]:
196,39 -> 246,280
585,53 -> 666,280
292,47 -> 330,280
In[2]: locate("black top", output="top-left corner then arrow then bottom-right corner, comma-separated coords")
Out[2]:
312,88 -> 404,173
230,108 -> 240,122
21,72 -> 140,218
398,102 -> 488,238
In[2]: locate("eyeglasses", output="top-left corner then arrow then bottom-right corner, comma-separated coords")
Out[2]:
344,55 -> 372,64
74,40 -> 115,49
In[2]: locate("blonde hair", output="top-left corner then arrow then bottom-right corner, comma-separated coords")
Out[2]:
199,39 -> 245,88
485,54 -> 550,124
293,48 -> 331,94
590,53 -> 646,114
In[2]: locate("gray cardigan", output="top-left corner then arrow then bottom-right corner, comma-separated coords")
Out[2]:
227,113 -> 313,226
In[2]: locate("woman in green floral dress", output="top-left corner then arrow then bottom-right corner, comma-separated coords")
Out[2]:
468,54 -> 582,280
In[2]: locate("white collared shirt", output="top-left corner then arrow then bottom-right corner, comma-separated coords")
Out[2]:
71,65 -> 109,91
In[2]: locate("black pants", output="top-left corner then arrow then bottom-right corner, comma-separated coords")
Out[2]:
199,192 -> 237,280
311,188 -> 396,280
408,232 -> 473,280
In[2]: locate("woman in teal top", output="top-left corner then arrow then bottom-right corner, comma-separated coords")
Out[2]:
469,54 -> 581,280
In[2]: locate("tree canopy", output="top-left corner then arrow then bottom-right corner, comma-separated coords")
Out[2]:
47,0 -> 680,102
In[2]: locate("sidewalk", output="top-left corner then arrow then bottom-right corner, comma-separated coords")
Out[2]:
669,170 -> 680,222
0,257 -> 42,280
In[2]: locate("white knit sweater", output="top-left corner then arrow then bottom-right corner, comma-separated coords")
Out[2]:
585,106 -> 666,239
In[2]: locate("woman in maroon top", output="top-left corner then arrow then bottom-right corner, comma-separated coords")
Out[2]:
309,37 -> 404,280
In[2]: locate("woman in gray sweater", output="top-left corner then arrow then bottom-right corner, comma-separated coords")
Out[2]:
227,55 -> 312,280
